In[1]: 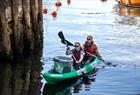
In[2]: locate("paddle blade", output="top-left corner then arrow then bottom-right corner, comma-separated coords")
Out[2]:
61,40 -> 74,46
58,31 -> 65,40
58,31 -> 74,46
61,40 -> 66,45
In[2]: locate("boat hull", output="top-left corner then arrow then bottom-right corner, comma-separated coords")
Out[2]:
116,0 -> 140,7
42,58 -> 101,84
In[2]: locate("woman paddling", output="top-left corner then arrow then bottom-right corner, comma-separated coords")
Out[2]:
66,42 -> 84,70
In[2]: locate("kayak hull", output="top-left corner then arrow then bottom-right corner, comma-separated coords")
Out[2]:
42,58 -> 101,84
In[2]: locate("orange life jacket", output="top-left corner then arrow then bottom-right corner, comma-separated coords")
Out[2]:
83,41 -> 97,55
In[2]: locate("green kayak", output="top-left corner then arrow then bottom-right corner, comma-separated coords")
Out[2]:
42,58 -> 101,84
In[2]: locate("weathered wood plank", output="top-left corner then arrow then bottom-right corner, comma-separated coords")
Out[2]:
11,0 -> 23,55
38,0 -> 43,47
0,0 -> 11,59
22,0 -> 33,51
30,0 -> 41,48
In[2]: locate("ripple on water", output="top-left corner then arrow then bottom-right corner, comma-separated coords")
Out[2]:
42,0 -> 140,94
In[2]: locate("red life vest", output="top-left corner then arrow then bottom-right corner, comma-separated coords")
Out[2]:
84,42 -> 97,55
72,49 -> 81,61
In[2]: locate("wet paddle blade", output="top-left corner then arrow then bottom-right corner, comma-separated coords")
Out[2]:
58,31 -> 74,46
58,31 -> 65,40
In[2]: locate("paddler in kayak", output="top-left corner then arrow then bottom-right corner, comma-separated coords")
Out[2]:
83,35 -> 103,64
66,42 -> 84,70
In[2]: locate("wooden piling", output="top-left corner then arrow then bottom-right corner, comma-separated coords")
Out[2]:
11,0 -> 23,55
0,0 -> 12,60
0,0 -> 43,61
38,0 -> 43,41
30,0 -> 41,48
22,0 -> 33,51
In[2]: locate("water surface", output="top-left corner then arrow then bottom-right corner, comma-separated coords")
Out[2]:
42,0 -> 140,95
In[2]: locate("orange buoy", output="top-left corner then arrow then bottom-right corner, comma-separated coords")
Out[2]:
101,0 -> 107,2
67,0 -> 71,5
55,1 -> 62,6
51,11 -> 57,17
42,8 -> 48,14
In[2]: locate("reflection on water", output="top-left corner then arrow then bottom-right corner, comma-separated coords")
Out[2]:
0,49 -> 42,95
43,79 -> 76,95
42,69 -> 97,95
113,3 -> 140,26
42,0 -> 140,94
43,74 -> 96,95
114,4 -> 140,17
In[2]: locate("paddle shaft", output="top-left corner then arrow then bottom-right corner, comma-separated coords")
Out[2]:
70,49 -> 89,80
58,31 -> 74,46
58,31 -> 89,81
71,52 -> 77,62
58,31 -> 111,66
86,52 -> 104,62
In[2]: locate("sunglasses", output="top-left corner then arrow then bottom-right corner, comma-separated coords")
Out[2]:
75,45 -> 80,47
87,38 -> 92,40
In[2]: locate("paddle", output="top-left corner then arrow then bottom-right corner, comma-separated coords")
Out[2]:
58,31 -> 90,83
58,31 -> 112,66
58,31 -> 74,46
85,52 -> 111,65
71,51 -> 90,84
